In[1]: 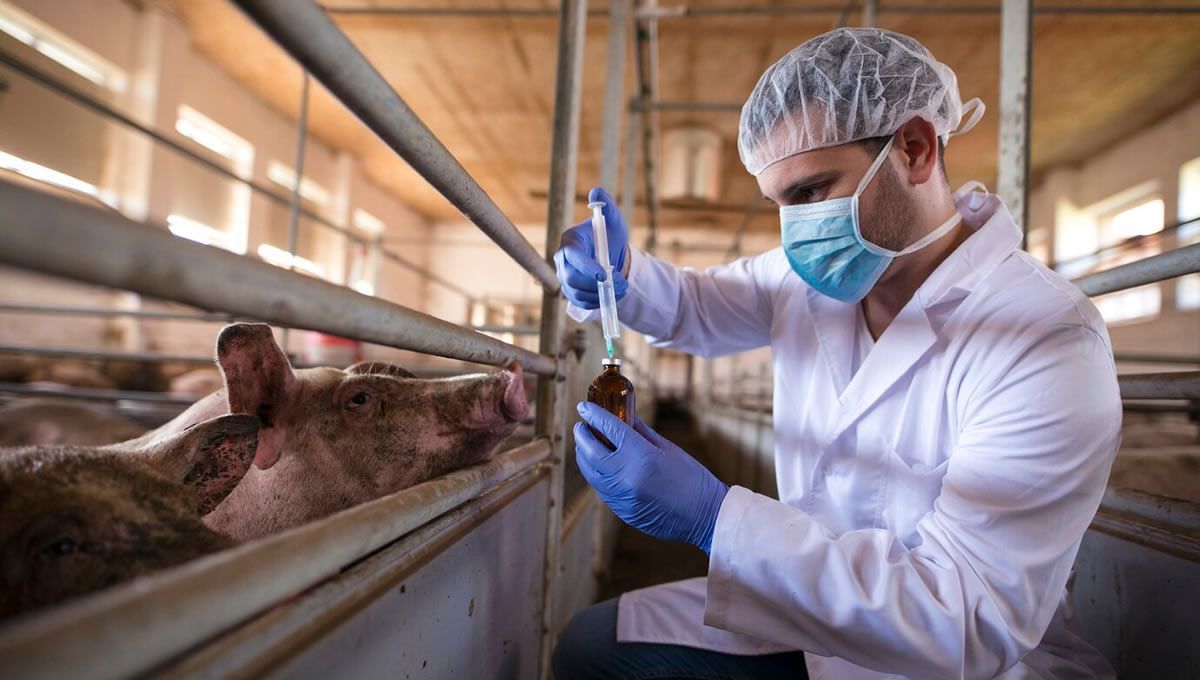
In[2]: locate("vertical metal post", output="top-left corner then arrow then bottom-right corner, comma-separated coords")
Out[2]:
599,0 -> 630,194
537,0 -> 587,676
862,0 -> 878,26
621,106 -> 640,229
998,0 -> 1032,246
281,71 -> 311,352
634,1 -> 660,254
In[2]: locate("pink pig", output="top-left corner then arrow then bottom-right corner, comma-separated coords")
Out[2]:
123,323 -> 530,542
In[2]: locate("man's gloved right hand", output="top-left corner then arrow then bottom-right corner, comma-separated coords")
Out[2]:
553,186 -> 629,310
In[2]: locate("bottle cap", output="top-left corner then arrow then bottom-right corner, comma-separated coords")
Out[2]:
601,357 -> 623,366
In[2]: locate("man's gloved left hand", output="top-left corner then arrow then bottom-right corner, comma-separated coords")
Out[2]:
574,402 -> 729,554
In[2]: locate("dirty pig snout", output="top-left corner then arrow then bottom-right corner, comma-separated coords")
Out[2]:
499,363 -> 529,423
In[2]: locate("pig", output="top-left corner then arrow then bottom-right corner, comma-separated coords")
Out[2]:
25,361 -> 116,390
123,323 -> 530,542
0,399 -> 146,447
0,414 -> 259,619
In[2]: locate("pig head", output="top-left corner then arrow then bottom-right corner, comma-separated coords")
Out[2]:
0,415 -> 258,620
143,323 -> 530,542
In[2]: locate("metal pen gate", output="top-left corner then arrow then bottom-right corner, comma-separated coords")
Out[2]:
0,0 -> 616,677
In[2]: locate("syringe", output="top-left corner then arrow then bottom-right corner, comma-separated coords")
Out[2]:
588,200 -> 621,357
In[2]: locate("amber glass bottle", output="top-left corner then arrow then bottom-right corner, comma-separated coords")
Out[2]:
587,358 -> 636,448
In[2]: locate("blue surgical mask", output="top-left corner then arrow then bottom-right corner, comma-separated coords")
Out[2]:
779,136 -> 965,303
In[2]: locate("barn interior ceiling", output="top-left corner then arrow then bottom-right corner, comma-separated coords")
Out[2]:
158,0 -> 1200,235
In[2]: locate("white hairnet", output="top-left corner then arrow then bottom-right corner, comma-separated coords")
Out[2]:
738,27 -> 982,176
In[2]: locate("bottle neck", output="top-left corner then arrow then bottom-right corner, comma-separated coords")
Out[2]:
602,364 -> 623,377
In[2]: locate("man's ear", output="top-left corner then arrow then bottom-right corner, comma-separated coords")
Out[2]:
894,117 -> 940,186
216,323 -> 295,469
346,361 -> 417,379
129,415 -> 259,515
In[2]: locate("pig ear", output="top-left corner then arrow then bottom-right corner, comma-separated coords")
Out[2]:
132,414 -> 259,515
346,361 -> 416,379
216,323 -> 295,468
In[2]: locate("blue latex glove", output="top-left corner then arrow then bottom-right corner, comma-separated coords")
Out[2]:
553,186 -> 629,309
574,402 -> 729,554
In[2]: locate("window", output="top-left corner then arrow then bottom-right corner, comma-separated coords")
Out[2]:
1091,197 -> 1164,324
170,106 -> 253,254
352,209 -> 385,235
1177,156 -> 1200,310
0,148 -> 117,205
0,2 -> 126,92
175,106 -> 254,173
257,244 -> 327,279
267,161 -> 331,207
168,214 -> 238,252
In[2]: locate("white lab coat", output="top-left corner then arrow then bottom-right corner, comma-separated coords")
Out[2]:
568,193 -> 1122,679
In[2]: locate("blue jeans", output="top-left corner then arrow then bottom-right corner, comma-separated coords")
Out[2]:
552,598 -> 810,680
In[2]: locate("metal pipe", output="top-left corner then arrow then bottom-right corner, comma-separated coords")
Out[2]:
281,72 -> 311,353
1118,372 -> 1200,400
234,0 -> 558,291
599,0 -> 630,193
0,382 -> 198,406
0,49 -> 470,302
633,7 -> 661,253
1072,243 -> 1200,297
620,106 -> 640,224
471,324 -> 541,335
0,439 -> 551,678
535,0 -> 587,674
1114,352 -> 1200,366
997,0 -> 1032,243
0,303 -> 239,322
0,181 -> 556,375
323,3 -> 1200,18
1051,215 -> 1200,272
0,344 -> 213,365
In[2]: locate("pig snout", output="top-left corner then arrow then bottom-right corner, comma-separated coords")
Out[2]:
498,362 -> 529,423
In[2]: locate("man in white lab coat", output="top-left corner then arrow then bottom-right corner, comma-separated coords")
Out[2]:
551,28 -> 1122,680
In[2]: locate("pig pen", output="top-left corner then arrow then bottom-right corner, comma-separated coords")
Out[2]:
0,1 -> 627,676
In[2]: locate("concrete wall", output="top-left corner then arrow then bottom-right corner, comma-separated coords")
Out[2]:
0,0 -> 434,363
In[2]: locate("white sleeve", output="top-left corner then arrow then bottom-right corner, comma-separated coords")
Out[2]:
568,247 -> 783,358
703,325 -> 1121,679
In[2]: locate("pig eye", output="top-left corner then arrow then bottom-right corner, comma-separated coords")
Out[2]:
43,537 -> 79,558
346,391 -> 370,409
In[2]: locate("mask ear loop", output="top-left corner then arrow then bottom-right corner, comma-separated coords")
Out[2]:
853,135 -> 897,197
949,98 -> 986,140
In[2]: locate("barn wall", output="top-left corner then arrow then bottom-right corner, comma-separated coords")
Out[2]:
0,0 -> 434,364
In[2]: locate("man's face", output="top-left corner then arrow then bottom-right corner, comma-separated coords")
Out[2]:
756,139 -> 918,252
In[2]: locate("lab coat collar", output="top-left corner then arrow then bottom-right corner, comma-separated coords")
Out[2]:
807,190 -> 1021,441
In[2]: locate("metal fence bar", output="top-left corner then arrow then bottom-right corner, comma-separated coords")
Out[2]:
0,344 -> 213,366
0,181 -> 556,375
325,3 -> 1200,17
0,382 -> 198,406
634,7 -> 661,252
1118,372 -> 1200,400
1073,243 -> 1200,297
0,48 -> 470,302
471,324 -> 541,335
0,303 -> 240,322
997,0 -> 1032,242
0,438 -> 551,679
535,0 -> 588,674
599,0 -> 629,193
1115,352 -> 1200,366
234,0 -> 558,291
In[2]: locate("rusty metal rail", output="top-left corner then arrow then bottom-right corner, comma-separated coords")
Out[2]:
1072,243 -> 1200,297
0,439 -> 551,679
233,0 -> 557,291
0,181 -> 556,375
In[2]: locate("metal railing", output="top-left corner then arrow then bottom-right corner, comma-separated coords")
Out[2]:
0,0 -> 594,675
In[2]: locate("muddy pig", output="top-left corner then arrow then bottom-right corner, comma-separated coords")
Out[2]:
122,323 -> 530,542
0,414 -> 258,620
0,399 -> 146,447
